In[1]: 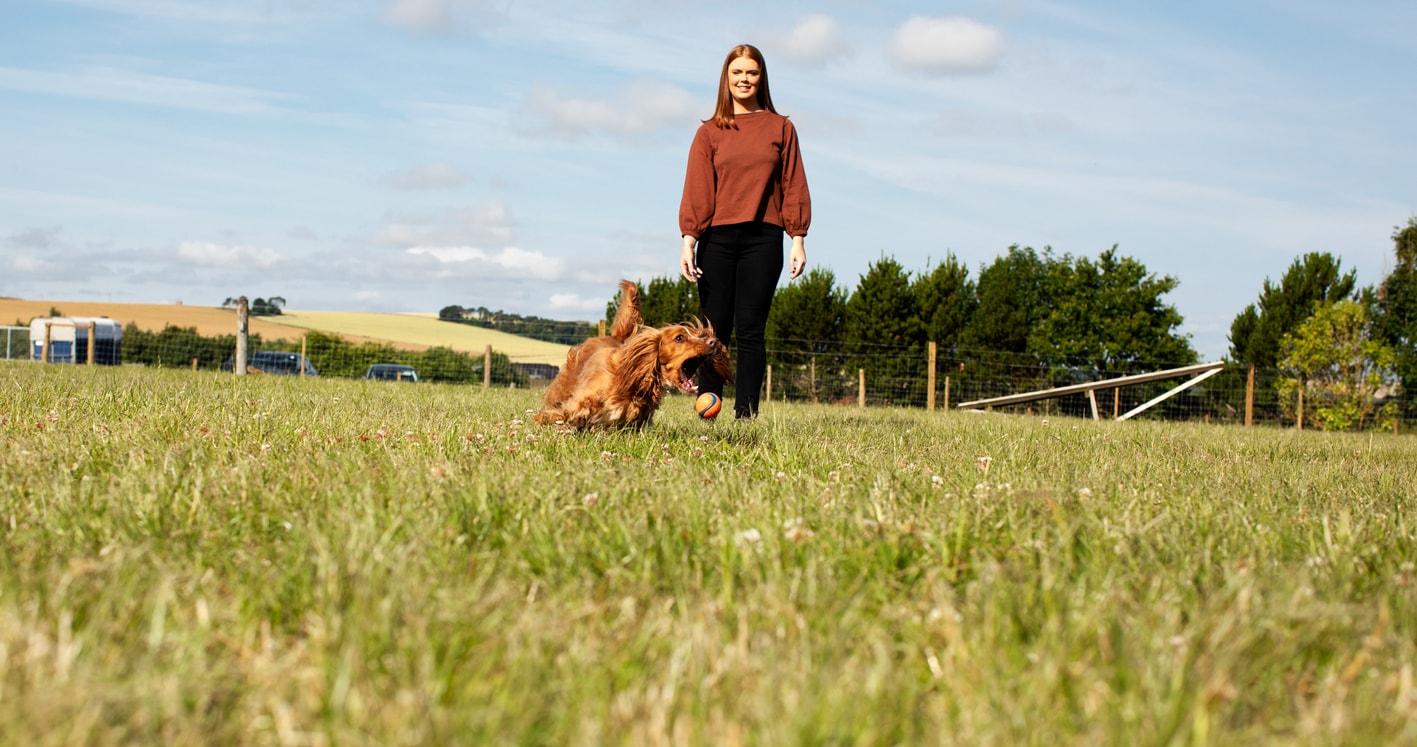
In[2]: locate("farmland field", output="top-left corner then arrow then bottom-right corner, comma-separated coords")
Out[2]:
0,299 -> 573,365
3,362 -> 1416,745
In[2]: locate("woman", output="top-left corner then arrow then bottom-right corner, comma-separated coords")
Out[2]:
679,43 -> 811,420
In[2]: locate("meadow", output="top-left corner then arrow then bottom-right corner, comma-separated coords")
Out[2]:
2,362 -> 1416,745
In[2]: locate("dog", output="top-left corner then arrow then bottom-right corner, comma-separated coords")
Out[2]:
534,280 -> 732,430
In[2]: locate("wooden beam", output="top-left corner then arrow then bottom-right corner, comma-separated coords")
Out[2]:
957,361 -> 1225,411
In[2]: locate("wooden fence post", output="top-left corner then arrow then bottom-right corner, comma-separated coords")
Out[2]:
42,321 -> 52,363
927,341 -> 937,412
858,369 -> 865,408
300,335 -> 308,378
765,364 -> 772,404
944,375 -> 950,412
1245,363 -> 1255,427
235,297 -> 249,376
1113,387 -> 1119,419
86,321 -> 96,365
1297,386 -> 1304,431
484,345 -> 492,388
191,358 -> 198,371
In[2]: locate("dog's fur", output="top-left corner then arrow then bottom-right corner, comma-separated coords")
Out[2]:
534,280 -> 732,430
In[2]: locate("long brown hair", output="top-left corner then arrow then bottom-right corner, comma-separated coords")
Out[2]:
708,44 -> 777,129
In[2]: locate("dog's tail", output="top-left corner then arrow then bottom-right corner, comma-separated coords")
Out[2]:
610,279 -> 643,341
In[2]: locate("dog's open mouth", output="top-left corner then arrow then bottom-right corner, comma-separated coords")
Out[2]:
672,355 -> 707,394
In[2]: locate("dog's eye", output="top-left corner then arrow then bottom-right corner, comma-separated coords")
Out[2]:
675,334 -> 684,342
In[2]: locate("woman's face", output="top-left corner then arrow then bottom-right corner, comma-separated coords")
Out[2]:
727,55 -> 762,111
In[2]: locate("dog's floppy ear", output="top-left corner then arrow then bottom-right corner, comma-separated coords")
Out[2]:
613,328 -> 663,400
709,341 -> 733,381
696,318 -> 734,381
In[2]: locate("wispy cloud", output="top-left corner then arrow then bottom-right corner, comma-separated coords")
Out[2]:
382,0 -> 499,35
406,245 -> 561,280
776,14 -> 852,67
888,16 -> 1004,73
522,80 -> 698,139
0,66 -> 293,114
375,202 -> 515,247
177,241 -> 284,269
55,0 -> 319,24
381,162 -> 472,191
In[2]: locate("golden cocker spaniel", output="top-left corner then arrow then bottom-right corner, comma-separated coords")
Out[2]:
534,280 -> 731,430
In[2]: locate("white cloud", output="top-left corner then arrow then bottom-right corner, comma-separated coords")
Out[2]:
7,225 -> 64,250
383,0 -> 496,34
375,201 -> 515,247
406,245 -> 561,280
177,241 -> 284,269
0,65 -> 291,114
547,293 -> 607,312
382,162 -> 472,190
888,16 -> 1004,74
777,14 -> 852,66
524,80 -> 698,139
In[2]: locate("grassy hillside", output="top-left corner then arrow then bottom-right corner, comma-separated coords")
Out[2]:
273,311 -> 571,366
0,299 -> 572,366
3,362 -> 1416,744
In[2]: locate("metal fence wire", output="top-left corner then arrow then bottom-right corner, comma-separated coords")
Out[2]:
4,324 -> 1411,429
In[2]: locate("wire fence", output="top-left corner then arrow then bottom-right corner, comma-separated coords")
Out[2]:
5,324 -> 1411,431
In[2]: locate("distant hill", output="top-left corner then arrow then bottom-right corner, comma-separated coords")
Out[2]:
0,300 -> 571,366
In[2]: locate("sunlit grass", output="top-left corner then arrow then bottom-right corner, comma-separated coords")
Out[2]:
2,362 -> 1416,745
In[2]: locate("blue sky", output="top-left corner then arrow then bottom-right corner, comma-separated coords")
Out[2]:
2,0 -> 1414,361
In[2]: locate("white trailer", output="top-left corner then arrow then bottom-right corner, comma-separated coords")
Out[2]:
29,317 -> 123,365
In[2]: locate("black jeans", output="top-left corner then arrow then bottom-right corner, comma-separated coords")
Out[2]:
695,221 -> 784,418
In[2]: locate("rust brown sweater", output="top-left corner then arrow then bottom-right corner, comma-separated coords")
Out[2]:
678,111 -> 811,239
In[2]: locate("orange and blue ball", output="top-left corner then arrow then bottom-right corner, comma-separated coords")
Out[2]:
695,392 -> 722,419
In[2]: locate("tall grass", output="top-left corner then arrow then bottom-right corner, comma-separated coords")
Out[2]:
2,362 -> 1415,745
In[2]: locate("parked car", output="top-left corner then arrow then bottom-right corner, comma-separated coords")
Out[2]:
363,363 -> 419,382
221,351 -> 319,376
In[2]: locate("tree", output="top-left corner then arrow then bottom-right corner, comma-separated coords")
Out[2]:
962,245 -> 1049,355
1030,246 -> 1196,373
1278,299 -> 1398,430
1228,252 -> 1356,367
912,254 -> 975,353
766,268 -> 848,402
1374,217 -> 1417,411
845,256 -> 923,404
639,276 -> 700,328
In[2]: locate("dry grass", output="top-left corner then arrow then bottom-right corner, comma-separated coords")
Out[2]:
273,311 -> 571,365
4,363 -> 1417,745
0,300 -> 572,365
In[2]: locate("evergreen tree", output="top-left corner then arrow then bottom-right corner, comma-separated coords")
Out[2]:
640,276 -> 701,327
1375,217 -> 1417,410
845,256 -> 923,404
1228,252 -> 1356,367
766,268 -> 848,402
912,254 -> 975,353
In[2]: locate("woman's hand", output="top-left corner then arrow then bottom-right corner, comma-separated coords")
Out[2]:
788,236 -> 806,279
680,236 -> 701,281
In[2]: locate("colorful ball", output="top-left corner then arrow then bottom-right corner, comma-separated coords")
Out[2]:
695,392 -> 722,419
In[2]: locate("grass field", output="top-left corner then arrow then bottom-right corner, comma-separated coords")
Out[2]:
0,300 -> 573,365
3,362 -> 1416,745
